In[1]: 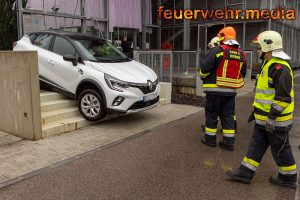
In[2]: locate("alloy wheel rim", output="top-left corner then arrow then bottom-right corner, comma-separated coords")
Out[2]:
81,94 -> 101,118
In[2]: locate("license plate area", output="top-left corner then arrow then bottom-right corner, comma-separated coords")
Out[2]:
143,93 -> 157,102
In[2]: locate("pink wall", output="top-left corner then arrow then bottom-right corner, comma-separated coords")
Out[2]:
26,0 -> 151,32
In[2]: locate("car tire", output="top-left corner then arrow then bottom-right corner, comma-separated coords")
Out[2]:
78,89 -> 106,122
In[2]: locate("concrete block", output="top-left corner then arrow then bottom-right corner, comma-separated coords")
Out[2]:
42,117 -> 91,138
159,82 -> 172,104
0,51 -> 42,140
196,77 -> 205,96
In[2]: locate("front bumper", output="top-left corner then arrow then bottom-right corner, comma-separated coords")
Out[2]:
126,96 -> 160,113
105,83 -> 160,114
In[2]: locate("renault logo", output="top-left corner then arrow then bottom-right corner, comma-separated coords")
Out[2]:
147,80 -> 153,91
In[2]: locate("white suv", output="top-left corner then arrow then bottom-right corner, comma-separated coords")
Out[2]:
14,31 -> 160,121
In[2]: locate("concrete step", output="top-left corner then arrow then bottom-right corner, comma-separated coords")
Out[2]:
41,107 -> 80,125
41,99 -> 77,112
159,98 -> 167,106
40,91 -> 65,103
39,89 -> 168,138
42,116 -> 91,138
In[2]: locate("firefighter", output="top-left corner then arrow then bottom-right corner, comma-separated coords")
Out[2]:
226,30 -> 297,189
200,26 -> 247,151
202,35 -> 238,133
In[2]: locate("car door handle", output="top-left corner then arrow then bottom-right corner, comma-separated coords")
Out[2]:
48,60 -> 55,65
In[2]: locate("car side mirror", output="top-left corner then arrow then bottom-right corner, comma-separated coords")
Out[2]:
63,55 -> 78,66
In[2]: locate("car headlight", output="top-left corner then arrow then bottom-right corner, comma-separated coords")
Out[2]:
104,74 -> 129,92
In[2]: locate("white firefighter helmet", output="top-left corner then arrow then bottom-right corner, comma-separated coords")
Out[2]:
208,37 -> 219,48
257,30 -> 283,52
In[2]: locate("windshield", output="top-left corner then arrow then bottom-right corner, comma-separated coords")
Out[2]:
74,39 -> 129,62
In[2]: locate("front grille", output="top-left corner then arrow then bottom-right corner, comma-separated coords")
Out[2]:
136,84 -> 157,94
128,96 -> 159,110
129,79 -> 158,94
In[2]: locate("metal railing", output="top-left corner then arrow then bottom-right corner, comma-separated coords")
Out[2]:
133,49 -> 253,87
133,50 -> 173,83
133,50 -> 200,85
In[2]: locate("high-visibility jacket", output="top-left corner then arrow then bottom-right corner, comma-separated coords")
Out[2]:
216,44 -> 246,88
253,57 -> 294,127
200,45 -> 247,96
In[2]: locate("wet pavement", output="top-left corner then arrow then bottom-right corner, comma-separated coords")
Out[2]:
0,78 -> 299,199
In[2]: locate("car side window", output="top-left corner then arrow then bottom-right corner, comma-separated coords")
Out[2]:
29,34 -> 37,43
32,34 -> 52,50
53,36 -> 76,57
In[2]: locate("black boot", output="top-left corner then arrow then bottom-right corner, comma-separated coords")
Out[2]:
219,141 -> 234,151
269,174 -> 297,189
201,136 -> 216,147
226,166 -> 254,184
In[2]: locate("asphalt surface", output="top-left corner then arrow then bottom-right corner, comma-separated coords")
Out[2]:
0,79 -> 299,199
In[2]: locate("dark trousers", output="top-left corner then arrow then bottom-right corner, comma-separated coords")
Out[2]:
244,124 -> 296,178
204,94 -> 236,144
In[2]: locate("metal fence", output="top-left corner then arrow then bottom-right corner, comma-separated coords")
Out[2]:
244,51 -> 253,79
133,50 -> 173,83
22,13 -> 106,37
134,50 -> 253,87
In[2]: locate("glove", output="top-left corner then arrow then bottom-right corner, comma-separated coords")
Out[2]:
266,118 -> 276,133
247,110 -> 255,123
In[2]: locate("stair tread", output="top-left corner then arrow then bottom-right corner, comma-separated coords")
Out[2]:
41,99 -> 76,106
40,91 -> 61,96
42,116 -> 89,130
41,107 -> 79,118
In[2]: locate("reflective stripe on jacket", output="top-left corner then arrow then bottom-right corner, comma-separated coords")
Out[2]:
200,45 -> 247,95
253,57 -> 294,127
216,44 -> 246,88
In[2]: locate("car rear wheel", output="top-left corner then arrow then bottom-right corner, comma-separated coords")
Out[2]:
78,89 -> 106,122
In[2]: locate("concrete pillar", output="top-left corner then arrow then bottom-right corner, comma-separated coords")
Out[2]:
183,0 -> 190,50
17,0 -> 23,39
157,0 -> 162,49
268,0 -> 273,30
133,30 -> 137,49
81,0 -> 86,33
141,0 -> 147,49
104,0 -> 110,40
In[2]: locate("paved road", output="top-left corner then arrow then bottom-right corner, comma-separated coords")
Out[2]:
0,80 -> 299,199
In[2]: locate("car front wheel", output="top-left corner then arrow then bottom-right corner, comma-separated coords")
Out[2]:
78,89 -> 106,122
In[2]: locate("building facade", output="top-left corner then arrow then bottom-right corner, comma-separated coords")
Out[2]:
22,0 -> 300,70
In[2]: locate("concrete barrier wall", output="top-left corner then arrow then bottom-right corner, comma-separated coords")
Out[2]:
159,82 -> 172,104
0,51 -> 42,140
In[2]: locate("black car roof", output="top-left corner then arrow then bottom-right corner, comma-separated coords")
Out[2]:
31,30 -> 106,41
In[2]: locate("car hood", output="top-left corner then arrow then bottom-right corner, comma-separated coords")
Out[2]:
89,60 -> 158,83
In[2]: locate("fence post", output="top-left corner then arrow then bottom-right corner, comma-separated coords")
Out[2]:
151,53 -> 153,69
170,51 -> 173,83
160,53 -> 163,81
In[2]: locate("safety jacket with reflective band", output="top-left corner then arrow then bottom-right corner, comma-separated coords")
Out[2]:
200,46 -> 247,95
253,57 -> 294,127
216,44 -> 246,88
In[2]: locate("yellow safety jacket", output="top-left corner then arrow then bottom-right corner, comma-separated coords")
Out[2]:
253,57 -> 294,127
